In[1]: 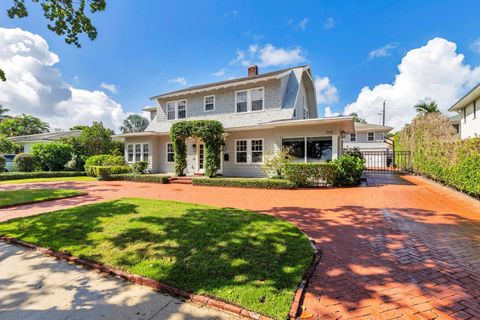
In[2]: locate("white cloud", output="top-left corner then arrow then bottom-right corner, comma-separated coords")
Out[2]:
168,77 -> 187,86
324,107 -> 340,117
315,76 -> 339,105
324,17 -> 335,30
368,43 -> 399,60
344,37 -> 480,130
0,27 -> 124,131
470,37 -> 480,53
224,10 -> 238,19
100,82 -> 117,93
212,69 -> 226,77
232,43 -> 306,68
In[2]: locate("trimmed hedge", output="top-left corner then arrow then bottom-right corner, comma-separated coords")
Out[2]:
85,165 -> 132,178
284,163 -> 337,187
0,171 -> 86,181
193,177 -> 298,189
99,174 -> 170,184
85,154 -> 125,167
13,153 -> 36,172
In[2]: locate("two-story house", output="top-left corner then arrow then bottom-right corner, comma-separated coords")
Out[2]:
448,82 -> 480,139
119,65 -> 355,177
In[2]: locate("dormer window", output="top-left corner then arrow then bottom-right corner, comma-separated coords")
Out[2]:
166,100 -> 187,120
204,95 -> 215,112
235,87 -> 264,113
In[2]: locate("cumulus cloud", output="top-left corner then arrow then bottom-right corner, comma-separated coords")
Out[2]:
470,37 -> 480,53
324,106 -> 341,117
0,27 -> 124,131
314,76 -> 340,117
231,43 -> 306,67
324,17 -> 335,30
344,37 -> 480,130
368,43 -> 399,60
168,77 -> 187,86
100,82 -> 117,93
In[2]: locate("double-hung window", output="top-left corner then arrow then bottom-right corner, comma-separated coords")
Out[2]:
204,95 -> 215,111
126,143 -> 150,164
367,132 -> 375,141
166,100 -> 187,120
350,133 -> 356,142
236,88 -> 264,113
167,143 -> 175,162
235,139 -> 263,164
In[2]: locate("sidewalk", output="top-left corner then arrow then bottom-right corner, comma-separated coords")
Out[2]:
0,242 -> 239,320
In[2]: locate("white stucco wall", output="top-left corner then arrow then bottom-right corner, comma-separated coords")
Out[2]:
460,101 -> 480,139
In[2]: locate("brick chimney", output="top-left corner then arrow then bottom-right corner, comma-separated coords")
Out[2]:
248,65 -> 258,77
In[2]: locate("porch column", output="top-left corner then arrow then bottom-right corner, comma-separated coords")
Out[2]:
332,134 -> 339,160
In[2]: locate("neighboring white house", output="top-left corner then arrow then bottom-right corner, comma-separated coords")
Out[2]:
343,122 -> 393,168
118,65 -> 355,177
448,83 -> 480,139
8,130 -> 82,153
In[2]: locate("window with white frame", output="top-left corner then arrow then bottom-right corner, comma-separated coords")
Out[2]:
350,133 -> 356,142
367,132 -> 375,141
166,100 -> 187,120
282,137 -> 332,162
235,139 -> 263,164
127,144 -> 134,162
167,143 -> 175,162
235,88 -> 264,113
126,143 -> 150,163
204,95 -> 215,111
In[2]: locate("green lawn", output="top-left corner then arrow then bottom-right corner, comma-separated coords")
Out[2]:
0,198 -> 313,319
0,189 -> 86,208
0,176 -> 96,184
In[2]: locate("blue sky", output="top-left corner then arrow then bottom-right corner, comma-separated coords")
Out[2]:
1,0 -> 480,130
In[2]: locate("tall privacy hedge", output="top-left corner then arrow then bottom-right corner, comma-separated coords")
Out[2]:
398,113 -> 480,197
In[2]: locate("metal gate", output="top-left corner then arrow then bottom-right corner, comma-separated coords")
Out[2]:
360,151 -> 411,173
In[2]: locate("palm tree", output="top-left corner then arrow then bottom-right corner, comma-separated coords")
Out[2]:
0,105 -> 10,121
348,112 -> 367,123
414,101 -> 440,114
120,114 -> 149,134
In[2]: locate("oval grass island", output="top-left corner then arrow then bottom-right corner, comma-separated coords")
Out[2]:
0,198 -> 314,319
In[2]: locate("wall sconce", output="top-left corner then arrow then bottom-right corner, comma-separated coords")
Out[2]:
192,144 -> 197,153
340,131 -> 347,138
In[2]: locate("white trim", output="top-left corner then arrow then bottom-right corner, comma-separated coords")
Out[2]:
165,99 -> 188,121
234,138 -> 264,164
281,135 -> 333,163
204,95 -> 215,112
126,143 -> 151,164
166,142 -> 174,163
234,87 -> 265,114
350,133 -> 356,142
367,131 -> 375,141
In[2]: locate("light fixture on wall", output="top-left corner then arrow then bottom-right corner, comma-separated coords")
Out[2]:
192,144 -> 197,153
340,131 -> 347,138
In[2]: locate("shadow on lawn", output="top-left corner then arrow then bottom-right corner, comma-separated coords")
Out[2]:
0,200 -> 313,318
258,205 -> 480,317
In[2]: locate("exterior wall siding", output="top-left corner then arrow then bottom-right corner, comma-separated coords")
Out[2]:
460,100 -> 480,139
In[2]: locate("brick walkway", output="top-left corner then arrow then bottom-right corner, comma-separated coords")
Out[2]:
1,174 -> 480,319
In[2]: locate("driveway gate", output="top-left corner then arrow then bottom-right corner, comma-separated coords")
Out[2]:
360,151 -> 411,173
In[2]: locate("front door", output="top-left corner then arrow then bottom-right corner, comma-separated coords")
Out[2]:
197,143 -> 205,174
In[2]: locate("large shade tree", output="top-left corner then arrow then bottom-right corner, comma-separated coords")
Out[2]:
120,114 -> 149,134
1,0 -> 107,81
0,114 -> 49,136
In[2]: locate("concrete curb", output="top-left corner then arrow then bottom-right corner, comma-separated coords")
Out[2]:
0,235 -> 273,320
288,238 -> 322,320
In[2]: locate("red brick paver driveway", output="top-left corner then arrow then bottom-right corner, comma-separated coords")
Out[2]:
1,174 -> 480,320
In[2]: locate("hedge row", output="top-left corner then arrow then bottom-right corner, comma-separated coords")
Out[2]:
99,174 -> 170,184
85,165 -> 132,178
283,163 -> 336,187
193,177 -> 298,189
0,171 -> 86,181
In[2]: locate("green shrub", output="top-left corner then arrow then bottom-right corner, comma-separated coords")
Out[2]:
85,165 -> 132,178
132,160 -> 148,174
284,163 -> 337,187
84,154 -> 125,168
333,155 -> 365,186
262,147 -> 294,178
0,171 -> 86,181
193,177 -> 298,189
0,154 -> 5,169
13,153 -> 37,172
100,174 -> 170,184
32,143 -> 73,171
344,147 -> 364,161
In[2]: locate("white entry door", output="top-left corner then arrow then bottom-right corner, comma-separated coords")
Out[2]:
197,143 -> 205,174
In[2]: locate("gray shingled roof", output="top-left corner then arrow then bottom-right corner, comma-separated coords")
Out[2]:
354,122 -> 393,132
150,65 -> 309,100
9,130 -> 82,142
